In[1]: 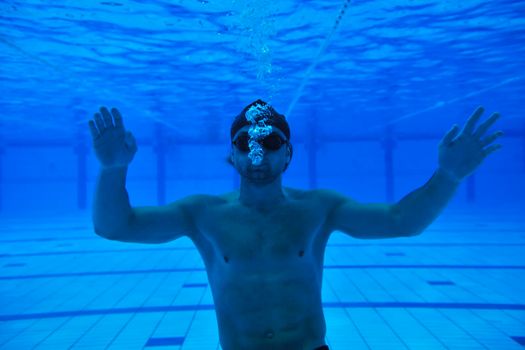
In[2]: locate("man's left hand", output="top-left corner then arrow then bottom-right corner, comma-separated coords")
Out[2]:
438,106 -> 504,182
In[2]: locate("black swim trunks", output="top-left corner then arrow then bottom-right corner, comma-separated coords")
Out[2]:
314,346 -> 329,350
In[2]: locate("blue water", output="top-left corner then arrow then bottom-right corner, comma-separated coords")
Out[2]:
0,0 -> 524,349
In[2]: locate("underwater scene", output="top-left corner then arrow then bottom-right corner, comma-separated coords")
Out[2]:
0,1 -> 524,349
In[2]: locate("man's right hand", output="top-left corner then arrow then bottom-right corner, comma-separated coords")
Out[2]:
88,106 -> 137,169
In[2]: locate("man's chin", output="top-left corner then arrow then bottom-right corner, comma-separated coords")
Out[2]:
246,171 -> 278,184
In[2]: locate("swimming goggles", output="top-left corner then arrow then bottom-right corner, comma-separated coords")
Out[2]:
232,132 -> 288,152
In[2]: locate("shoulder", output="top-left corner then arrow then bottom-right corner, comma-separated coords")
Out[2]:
284,187 -> 353,209
286,187 -> 348,202
170,193 -> 228,212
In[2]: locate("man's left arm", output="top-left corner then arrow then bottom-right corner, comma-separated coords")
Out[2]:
395,106 -> 504,236
394,167 -> 461,236
326,106 -> 503,239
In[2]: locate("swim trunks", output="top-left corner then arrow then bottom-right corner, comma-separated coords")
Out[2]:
314,346 -> 329,350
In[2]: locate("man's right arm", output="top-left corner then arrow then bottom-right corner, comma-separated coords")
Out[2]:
92,166 -> 197,244
89,106 -> 199,244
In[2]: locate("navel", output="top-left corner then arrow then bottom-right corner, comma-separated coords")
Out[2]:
224,256 -> 229,263
298,250 -> 304,257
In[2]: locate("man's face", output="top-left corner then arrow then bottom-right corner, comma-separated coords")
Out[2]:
231,126 -> 291,184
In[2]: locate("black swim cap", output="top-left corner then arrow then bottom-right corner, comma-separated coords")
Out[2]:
230,99 -> 291,140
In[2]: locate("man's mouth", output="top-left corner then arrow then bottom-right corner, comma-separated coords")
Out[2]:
250,165 -> 268,172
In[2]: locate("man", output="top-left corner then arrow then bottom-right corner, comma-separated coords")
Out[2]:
89,100 -> 503,350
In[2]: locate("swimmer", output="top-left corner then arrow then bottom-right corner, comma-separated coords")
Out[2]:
88,101 -> 503,350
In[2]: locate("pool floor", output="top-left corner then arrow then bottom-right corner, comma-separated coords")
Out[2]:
0,211 -> 524,349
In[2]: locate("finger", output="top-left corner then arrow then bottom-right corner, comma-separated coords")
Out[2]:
111,107 -> 125,130
481,130 -> 504,147
100,106 -> 114,128
441,124 -> 460,146
463,106 -> 484,135
88,120 -> 100,140
483,144 -> 502,157
474,112 -> 500,138
94,112 -> 105,132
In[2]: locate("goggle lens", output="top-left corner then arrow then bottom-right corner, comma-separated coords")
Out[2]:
233,133 -> 287,152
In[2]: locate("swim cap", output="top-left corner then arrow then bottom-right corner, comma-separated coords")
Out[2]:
230,99 -> 291,140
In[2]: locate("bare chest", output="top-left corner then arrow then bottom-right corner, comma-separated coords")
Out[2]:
194,201 -> 329,266
188,196 -> 331,347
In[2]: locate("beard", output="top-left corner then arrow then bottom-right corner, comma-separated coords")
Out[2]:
241,163 -> 281,185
